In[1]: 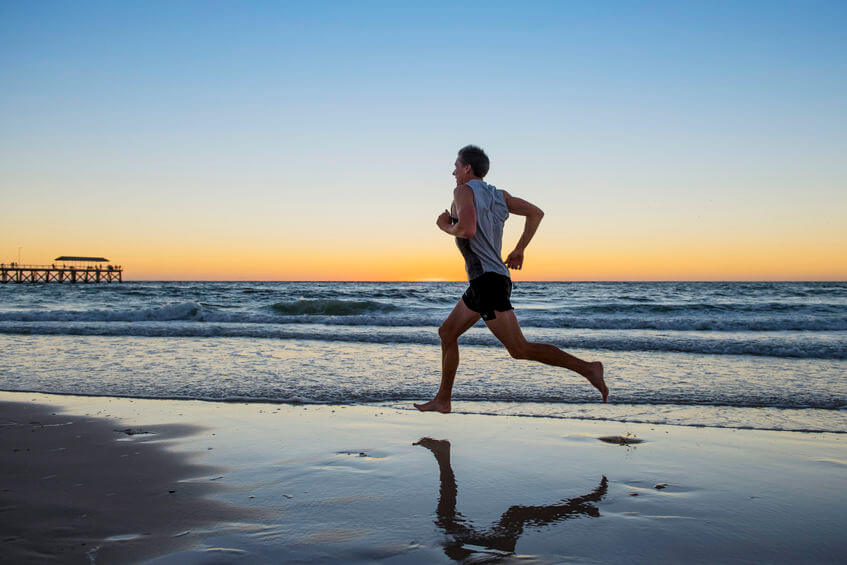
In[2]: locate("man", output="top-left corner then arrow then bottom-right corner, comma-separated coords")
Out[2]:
415,145 -> 607,414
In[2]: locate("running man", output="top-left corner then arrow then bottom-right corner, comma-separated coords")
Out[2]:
415,145 -> 607,413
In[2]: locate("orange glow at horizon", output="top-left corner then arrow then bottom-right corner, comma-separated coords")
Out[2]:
7,224 -> 846,282
106,245 -> 847,281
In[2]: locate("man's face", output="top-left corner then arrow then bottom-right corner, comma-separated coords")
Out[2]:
452,157 -> 472,185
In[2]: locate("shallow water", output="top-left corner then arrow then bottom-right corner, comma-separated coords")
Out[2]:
1,282 -> 845,432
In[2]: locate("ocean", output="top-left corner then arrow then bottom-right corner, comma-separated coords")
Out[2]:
1,281 -> 845,433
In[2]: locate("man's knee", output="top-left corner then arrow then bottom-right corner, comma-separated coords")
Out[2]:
507,343 -> 530,360
438,324 -> 458,343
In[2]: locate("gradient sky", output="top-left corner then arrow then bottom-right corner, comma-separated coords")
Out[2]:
1,0 -> 845,280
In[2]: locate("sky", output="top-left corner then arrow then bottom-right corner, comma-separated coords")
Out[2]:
1,0 -> 845,281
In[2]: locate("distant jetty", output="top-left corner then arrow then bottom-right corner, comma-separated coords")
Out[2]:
1,256 -> 122,284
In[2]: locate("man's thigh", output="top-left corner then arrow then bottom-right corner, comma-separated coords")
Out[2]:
484,309 -> 528,351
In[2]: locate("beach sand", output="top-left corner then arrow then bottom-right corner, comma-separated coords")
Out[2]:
1,391 -> 845,564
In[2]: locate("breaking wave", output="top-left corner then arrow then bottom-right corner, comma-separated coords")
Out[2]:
270,299 -> 398,316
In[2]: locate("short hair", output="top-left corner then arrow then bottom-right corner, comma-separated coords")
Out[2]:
457,145 -> 490,178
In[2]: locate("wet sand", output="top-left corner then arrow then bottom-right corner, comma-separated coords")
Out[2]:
1,391 -> 845,563
0,398 -> 260,563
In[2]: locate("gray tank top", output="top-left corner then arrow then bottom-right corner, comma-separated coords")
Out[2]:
455,179 -> 510,280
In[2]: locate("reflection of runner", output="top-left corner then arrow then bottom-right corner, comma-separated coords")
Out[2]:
414,437 -> 608,559
415,145 -> 607,414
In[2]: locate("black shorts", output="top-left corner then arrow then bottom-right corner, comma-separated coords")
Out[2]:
462,272 -> 513,321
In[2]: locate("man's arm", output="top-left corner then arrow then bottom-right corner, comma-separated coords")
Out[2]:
501,190 -> 544,270
436,185 -> 476,239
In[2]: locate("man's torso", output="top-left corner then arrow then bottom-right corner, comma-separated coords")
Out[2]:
454,179 -> 510,280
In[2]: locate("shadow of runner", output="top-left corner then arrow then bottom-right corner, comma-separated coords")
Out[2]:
414,437 -> 608,561
0,400 -> 262,564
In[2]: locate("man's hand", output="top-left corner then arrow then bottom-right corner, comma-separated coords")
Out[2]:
436,209 -> 452,231
505,249 -> 524,270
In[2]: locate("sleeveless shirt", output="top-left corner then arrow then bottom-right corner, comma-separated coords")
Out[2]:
455,179 -> 510,280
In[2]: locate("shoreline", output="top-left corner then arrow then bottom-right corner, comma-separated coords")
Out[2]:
2,385 -> 845,436
2,390 -> 845,563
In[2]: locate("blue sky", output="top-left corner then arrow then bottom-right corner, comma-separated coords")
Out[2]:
1,1 -> 845,279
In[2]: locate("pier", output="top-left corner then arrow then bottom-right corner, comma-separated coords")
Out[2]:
1,256 -> 122,284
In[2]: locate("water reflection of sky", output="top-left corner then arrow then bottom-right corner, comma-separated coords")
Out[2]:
6,393 -> 844,563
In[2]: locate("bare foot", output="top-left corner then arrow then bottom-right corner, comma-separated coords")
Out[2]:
585,361 -> 608,403
414,398 -> 451,413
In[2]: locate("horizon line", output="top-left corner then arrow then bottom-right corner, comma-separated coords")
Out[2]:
120,279 -> 847,283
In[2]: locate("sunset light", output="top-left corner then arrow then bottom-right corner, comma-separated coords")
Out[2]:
1,3 -> 845,562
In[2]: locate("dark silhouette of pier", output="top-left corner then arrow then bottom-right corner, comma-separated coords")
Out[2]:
1,256 -> 122,284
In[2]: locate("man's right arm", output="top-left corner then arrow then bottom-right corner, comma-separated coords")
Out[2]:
501,190 -> 544,270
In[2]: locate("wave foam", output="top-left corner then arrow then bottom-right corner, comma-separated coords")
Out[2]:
270,299 -> 397,316
1,321 -> 845,359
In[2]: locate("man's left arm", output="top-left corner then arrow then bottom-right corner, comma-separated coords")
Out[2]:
436,185 -> 476,239
501,189 -> 544,270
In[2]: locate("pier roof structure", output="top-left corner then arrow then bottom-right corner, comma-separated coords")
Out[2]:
54,256 -> 110,262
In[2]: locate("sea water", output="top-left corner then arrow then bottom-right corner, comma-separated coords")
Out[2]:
1,281 -> 845,433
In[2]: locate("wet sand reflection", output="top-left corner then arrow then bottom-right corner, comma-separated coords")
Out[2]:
414,437 -> 608,561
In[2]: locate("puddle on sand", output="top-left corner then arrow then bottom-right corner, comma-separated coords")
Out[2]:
104,533 -> 147,542
598,435 -> 646,445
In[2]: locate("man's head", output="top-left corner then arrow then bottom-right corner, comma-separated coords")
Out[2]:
453,145 -> 489,184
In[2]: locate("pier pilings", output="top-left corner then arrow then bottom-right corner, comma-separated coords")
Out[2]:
0,264 -> 123,284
